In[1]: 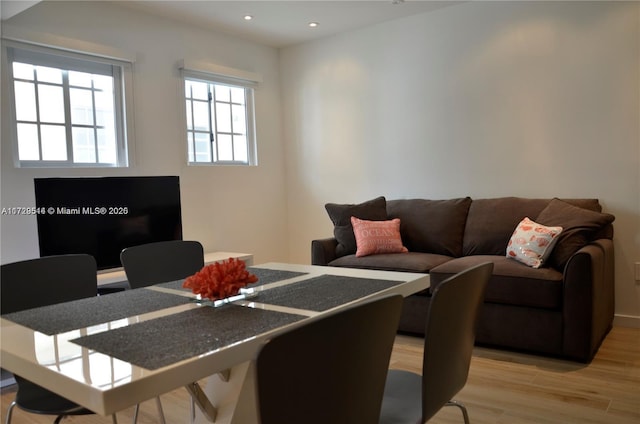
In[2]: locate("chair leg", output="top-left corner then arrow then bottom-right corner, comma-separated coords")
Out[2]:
446,400 -> 470,424
132,398 -> 164,424
112,413 -> 119,424
54,415 -> 65,424
155,397 -> 166,424
132,404 -> 139,424
4,402 -> 15,424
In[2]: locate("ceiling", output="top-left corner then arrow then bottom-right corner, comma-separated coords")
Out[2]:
2,1 -> 462,48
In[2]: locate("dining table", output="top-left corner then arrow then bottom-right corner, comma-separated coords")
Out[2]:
0,262 -> 430,423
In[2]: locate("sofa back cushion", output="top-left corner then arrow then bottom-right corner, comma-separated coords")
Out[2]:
463,197 -> 602,256
386,197 -> 471,257
535,198 -> 615,269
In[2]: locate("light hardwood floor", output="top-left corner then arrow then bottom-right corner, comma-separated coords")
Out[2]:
2,326 -> 638,423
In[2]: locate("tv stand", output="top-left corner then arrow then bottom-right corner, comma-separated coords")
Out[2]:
97,251 -> 254,288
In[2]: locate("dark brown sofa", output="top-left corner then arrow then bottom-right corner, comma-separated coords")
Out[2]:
311,196 -> 615,362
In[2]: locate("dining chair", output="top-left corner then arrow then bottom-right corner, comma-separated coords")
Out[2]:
379,262 -> 494,424
255,293 -> 404,424
1,254 -> 118,424
120,240 -> 204,288
120,239 -> 204,423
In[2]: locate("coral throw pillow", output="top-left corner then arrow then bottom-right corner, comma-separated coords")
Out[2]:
351,217 -> 408,258
325,196 -> 388,257
506,217 -> 563,268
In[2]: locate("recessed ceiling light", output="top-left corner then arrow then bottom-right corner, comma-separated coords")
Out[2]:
308,22 -> 319,28
244,15 -> 253,21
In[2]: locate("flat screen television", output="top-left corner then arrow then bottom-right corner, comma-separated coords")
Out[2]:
35,176 -> 183,271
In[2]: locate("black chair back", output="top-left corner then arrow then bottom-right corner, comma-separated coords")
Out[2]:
1,254 -> 97,314
256,294 -> 404,424
120,240 -> 204,288
1,254 -> 101,423
421,262 -> 493,422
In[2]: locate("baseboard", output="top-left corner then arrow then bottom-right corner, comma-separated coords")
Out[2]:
613,314 -> 640,328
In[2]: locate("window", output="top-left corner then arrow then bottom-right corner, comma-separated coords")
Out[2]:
5,44 -> 132,167
184,78 -> 256,165
180,60 -> 259,166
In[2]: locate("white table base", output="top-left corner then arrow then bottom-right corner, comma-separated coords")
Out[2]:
191,361 -> 258,424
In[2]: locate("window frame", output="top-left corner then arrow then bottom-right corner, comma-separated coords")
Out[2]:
3,41 -> 134,168
180,63 -> 259,166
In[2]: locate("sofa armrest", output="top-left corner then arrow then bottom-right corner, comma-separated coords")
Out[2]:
562,239 -> 614,362
311,238 -> 338,266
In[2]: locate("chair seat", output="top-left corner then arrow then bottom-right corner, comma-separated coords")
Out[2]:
14,377 -> 93,416
379,370 -> 422,424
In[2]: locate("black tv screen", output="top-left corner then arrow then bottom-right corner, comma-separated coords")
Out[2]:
35,176 -> 183,271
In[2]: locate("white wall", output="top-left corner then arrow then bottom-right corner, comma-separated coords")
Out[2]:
0,1 -> 288,265
280,1 -> 640,324
2,1 -> 639,325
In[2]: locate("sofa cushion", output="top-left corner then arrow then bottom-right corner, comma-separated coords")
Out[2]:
463,198 -> 551,256
351,217 -> 408,257
506,217 -> 563,268
462,197 -> 603,257
329,252 -> 452,273
325,196 -> 388,257
386,197 -> 471,257
536,198 -> 615,269
430,256 -> 564,309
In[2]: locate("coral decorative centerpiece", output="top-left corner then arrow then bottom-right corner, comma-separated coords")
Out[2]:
183,258 -> 258,301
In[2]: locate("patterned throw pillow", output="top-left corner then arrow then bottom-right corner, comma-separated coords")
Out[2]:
351,217 -> 409,258
506,217 -> 563,268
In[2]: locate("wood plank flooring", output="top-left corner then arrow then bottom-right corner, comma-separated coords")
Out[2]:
2,325 -> 638,423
